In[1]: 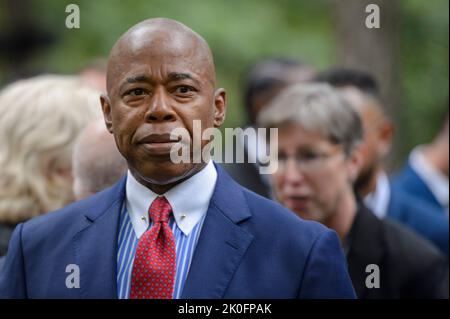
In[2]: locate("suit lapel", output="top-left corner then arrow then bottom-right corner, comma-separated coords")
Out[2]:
72,176 -> 126,299
181,164 -> 254,298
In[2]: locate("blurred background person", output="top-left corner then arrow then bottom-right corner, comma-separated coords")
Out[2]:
222,57 -> 316,198
0,75 -> 102,256
242,57 -> 316,126
78,58 -> 107,93
258,83 -> 448,298
72,120 -> 127,200
315,69 -> 448,255
392,111 -> 449,216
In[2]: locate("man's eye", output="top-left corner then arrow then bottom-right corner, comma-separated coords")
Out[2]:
128,88 -> 146,96
175,86 -> 194,94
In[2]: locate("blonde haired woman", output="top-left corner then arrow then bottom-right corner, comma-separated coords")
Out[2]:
0,75 -> 102,255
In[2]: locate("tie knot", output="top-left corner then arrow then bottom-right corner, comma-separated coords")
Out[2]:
149,196 -> 172,223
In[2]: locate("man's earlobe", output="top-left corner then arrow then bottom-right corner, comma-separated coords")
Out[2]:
213,88 -> 226,127
100,94 -> 114,133
378,121 -> 394,157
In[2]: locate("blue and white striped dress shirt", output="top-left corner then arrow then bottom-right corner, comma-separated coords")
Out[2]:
116,203 -> 206,299
116,161 -> 217,299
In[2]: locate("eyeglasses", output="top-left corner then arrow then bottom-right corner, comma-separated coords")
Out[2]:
275,145 -> 343,171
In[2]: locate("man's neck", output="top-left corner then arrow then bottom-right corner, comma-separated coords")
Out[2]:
130,162 -> 208,195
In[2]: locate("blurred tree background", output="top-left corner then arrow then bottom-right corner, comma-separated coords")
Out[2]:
0,0 -> 448,169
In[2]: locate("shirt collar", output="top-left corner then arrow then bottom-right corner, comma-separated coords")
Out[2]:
410,146 -> 449,208
125,161 -> 217,238
364,170 -> 391,219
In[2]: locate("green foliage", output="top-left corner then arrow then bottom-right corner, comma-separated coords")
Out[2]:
399,0 -> 449,155
0,0 -> 447,161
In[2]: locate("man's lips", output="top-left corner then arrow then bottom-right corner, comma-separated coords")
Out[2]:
137,133 -> 181,144
137,133 -> 182,155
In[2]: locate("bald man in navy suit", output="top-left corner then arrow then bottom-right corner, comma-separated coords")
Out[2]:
0,18 -> 355,299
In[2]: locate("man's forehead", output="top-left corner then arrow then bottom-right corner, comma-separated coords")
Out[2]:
107,20 -> 215,91
114,34 -> 204,69
113,19 -> 211,65
125,27 -> 196,55
110,55 -> 210,91
340,86 -> 383,117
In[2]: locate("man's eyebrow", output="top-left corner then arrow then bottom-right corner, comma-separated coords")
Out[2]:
117,74 -> 152,93
126,74 -> 151,84
118,72 -> 201,92
167,72 -> 200,85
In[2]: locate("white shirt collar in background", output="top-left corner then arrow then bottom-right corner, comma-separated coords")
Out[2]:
364,170 -> 391,219
410,146 -> 449,209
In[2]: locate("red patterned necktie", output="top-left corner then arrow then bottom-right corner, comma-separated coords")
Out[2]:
130,196 -> 176,299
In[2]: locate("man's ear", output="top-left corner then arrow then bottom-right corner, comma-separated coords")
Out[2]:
213,88 -> 226,127
376,120 -> 394,158
100,94 -> 114,133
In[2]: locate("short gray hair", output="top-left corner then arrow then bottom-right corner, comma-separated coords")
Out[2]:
257,83 -> 363,155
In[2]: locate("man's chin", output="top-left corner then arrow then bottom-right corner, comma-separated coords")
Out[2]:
132,162 -> 199,186
355,164 -> 377,191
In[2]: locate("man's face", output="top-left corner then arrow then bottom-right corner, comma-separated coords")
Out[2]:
354,104 -> 392,189
271,124 -> 357,224
340,88 -> 393,192
101,35 -> 225,186
356,106 -> 380,181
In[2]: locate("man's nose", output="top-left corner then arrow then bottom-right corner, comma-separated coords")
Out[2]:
145,87 -> 176,122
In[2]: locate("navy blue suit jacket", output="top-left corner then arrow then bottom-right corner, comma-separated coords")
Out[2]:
0,164 -> 355,298
388,176 -> 448,255
392,162 -> 446,213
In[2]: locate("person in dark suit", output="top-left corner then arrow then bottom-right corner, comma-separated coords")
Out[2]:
347,202 -> 448,298
0,18 -> 355,299
259,83 -> 448,298
392,112 -> 448,216
386,182 -> 448,255
221,57 -> 316,198
315,69 -> 448,255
